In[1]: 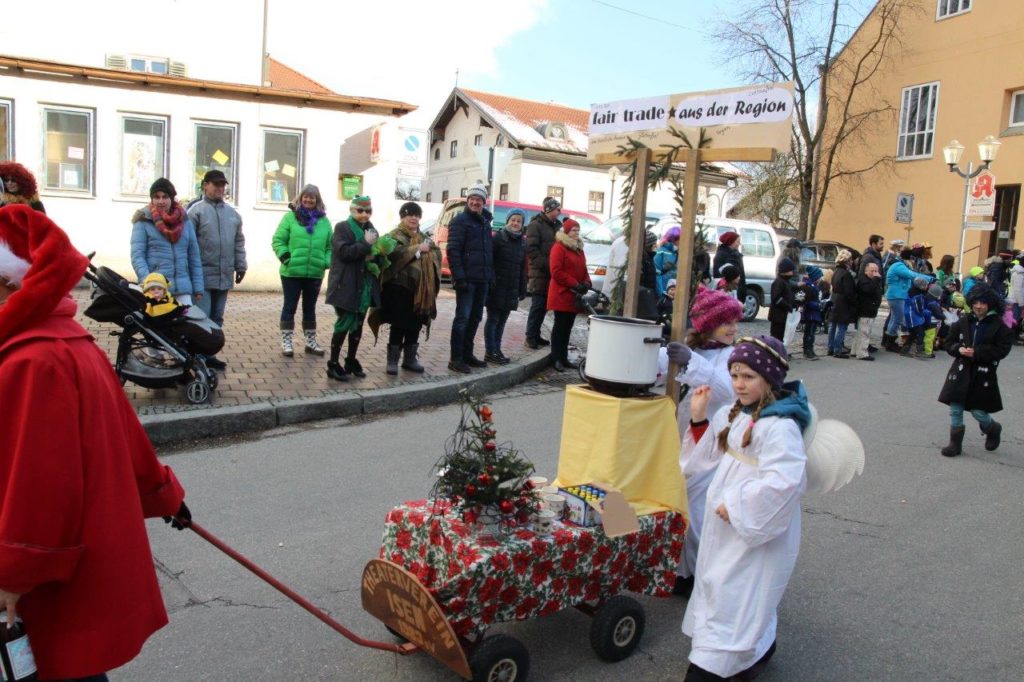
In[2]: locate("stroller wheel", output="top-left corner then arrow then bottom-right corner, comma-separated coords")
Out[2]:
185,377 -> 211,404
206,369 -> 219,391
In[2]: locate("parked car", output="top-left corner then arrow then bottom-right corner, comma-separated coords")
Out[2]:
586,212 -> 668,239
432,198 -> 602,280
652,216 -> 782,320
798,240 -> 860,276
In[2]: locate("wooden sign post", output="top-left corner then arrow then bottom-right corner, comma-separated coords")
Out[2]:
622,147 -> 652,318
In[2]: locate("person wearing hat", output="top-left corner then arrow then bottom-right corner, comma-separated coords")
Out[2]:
663,287 -> 744,597
827,249 -> 857,358
962,264 -> 985,297
654,226 -> 681,296
0,161 -> 45,213
799,266 -> 825,359
372,201 -> 441,374
524,196 -> 563,348
130,178 -> 204,307
546,217 -> 590,371
0,205 -> 190,679
984,251 -> 1014,295
484,207 -> 528,364
767,256 -> 797,342
271,184 -> 333,357
325,195 -> 381,380
445,183 -> 494,373
187,169 -> 247,369
681,335 -> 811,681
713,230 -> 747,307
938,282 -> 1014,456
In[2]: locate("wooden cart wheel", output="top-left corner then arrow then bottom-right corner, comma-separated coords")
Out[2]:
469,634 -> 530,682
589,595 -> 645,662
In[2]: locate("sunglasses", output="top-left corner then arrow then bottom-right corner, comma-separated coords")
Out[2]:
354,207 -> 372,215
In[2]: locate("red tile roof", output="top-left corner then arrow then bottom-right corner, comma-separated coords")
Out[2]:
461,88 -> 588,129
267,58 -> 334,94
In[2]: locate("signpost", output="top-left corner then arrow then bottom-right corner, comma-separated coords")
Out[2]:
589,81 -> 792,404
965,220 -> 996,231
473,145 -> 515,211
895,192 -> 914,242
967,169 -> 996,216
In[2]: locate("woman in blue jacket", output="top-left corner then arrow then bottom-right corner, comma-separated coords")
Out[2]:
130,178 -> 204,306
653,226 -> 681,296
883,247 -> 930,351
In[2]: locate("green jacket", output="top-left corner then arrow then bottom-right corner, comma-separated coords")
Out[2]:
272,211 -> 332,278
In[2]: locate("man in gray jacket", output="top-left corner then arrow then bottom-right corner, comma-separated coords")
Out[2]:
187,170 -> 246,369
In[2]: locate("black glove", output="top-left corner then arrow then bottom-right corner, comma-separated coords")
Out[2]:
453,280 -> 469,292
163,501 -> 192,531
279,252 -> 291,264
572,283 -> 589,295
235,271 -> 246,284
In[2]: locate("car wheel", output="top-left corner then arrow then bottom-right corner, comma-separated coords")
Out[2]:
742,290 -> 761,321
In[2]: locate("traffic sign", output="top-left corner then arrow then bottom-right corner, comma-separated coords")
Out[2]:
967,169 -> 996,216
895,193 -> 914,224
965,221 -> 996,231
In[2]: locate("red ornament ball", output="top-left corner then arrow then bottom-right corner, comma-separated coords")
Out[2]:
484,441 -> 497,452
499,499 -> 515,514
477,473 -> 492,486
465,484 -> 477,497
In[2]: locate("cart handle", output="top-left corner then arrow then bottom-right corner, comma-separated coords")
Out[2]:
187,521 -> 417,656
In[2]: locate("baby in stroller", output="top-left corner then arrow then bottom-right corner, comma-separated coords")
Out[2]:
141,273 -> 224,359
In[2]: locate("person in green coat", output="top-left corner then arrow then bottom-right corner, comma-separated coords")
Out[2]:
271,185 -> 332,356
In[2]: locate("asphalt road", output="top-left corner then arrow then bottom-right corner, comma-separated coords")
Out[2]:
115,332 -> 1024,681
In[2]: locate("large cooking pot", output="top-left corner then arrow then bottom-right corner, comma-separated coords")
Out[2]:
584,315 -> 663,394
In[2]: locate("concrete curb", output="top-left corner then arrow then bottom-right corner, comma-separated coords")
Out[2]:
140,350 -> 553,446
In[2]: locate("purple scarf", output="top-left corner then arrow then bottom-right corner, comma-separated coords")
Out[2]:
297,207 -> 325,234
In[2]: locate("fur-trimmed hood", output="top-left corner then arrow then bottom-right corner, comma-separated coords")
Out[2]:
555,230 -> 583,252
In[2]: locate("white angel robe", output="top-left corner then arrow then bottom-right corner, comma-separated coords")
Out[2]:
680,405 -> 807,678
672,345 -> 736,578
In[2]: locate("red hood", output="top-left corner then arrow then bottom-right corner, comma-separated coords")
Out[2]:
0,296 -> 90,355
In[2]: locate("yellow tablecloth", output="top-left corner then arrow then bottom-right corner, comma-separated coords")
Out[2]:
556,385 -> 687,518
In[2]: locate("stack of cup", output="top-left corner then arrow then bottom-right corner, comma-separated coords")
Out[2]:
542,493 -> 565,520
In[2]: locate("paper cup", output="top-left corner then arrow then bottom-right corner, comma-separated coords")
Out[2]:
542,493 -> 566,517
532,509 -> 556,535
528,476 -> 549,489
539,485 -> 559,496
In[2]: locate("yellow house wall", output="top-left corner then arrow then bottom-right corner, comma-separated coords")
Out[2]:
817,0 -> 1024,268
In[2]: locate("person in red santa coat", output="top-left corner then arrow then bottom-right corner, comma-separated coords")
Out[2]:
546,217 -> 590,372
0,204 -> 190,681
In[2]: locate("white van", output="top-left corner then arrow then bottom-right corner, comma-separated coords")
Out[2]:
653,216 -> 781,320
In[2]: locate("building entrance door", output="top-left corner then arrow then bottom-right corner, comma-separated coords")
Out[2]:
988,185 -> 1020,254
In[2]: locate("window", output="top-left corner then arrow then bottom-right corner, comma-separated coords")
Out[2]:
42,106 -> 93,193
1011,90 -> 1024,128
499,183 -> 509,201
546,186 -> 564,204
474,134 -> 483,146
936,0 -> 970,19
120,115 -> 167,196
588,191 -> 605,214
738,227 -> 776,258
0,100 -> 11,162
260,127 -> 303,203
496,134 -> 505,147
425,192 -> 432,202
129,56 -> 169,74
897,82 -> 939,159
450,140 -> 458,158
194,121 -> 238,200
441,190 -> 449,202
434,148 -> 440,160
460,187 -> 468,197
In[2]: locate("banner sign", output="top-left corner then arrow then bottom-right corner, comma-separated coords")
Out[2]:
588,82 -> 794,159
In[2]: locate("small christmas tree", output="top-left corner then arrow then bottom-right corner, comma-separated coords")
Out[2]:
432,390 -> 540,530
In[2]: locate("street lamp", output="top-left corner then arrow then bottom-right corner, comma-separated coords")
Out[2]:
718,178 -> 739,218
607,166 -> 620,220
943,135 -> 1001,279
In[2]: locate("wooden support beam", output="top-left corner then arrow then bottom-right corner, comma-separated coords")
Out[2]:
666,148 -> 703,405
622,147 -> 652,318
593,147 -> 776,166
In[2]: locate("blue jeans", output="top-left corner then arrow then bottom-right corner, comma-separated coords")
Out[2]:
451,281 -> 488,361
949,403 -> 993,429
828,322 -> 848,353
484,307 -> 512,355
197,288 -> 229,327
280,276 -> 323,328
885,298 -> 906,336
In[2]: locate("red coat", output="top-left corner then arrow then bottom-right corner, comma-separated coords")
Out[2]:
0,298 -> 184,678
546,232 -> 591,312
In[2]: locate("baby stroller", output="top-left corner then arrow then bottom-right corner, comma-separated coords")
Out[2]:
83,263 -> 223,404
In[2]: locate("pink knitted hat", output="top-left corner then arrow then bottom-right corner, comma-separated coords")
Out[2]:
690,287 -> 743,334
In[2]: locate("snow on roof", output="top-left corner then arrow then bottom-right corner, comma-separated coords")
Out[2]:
461,88 -> 589,154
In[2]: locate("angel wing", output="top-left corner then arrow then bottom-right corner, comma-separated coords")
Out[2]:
802,404 -> 865,495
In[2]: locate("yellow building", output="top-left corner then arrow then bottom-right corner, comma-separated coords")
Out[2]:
817,0 -> 1022,270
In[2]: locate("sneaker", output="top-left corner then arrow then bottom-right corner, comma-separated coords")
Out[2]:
465,355 -> 487,368
833,352 -> 851,359
448,359 -> 472,374
858,356 -> 876,361
868,344 -> 879,353
485,352 -> 510,365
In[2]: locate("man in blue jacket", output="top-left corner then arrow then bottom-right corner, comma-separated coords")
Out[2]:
446,183 -> 494,373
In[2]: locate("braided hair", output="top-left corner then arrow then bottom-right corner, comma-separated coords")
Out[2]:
715,391 -> 777,452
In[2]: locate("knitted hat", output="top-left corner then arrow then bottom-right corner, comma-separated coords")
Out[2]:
806,266 -> 824,282
777,256 -> 796,274
663,226 -> 681,243
645,230 -> 658,248
719,262 -> 739,279
912,276 -> 930,290
506,208 -> 526,223
352,195 -> 372,209
690,287 -> 743,334
0,162 -> 39,197
466,184 -> 488,200
562,218 -> 579,233
719,231 -> 739,247
729,335 -> 790,391
951,291 -> 966,308
399,201 -> 422,218
543,197 -> 561,212
969,265 -> 984,277
143,272 -> 171,292
0,205 -> 89,344
999,251 -> 1013,259
149,177 -> 176,199
927,283 -> 943,299
891,239 -> 905,247
966,282 -> 1001,309
835,249 -> 853,264
667,278 -> 677,290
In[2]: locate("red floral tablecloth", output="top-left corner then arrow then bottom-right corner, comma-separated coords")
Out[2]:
379,499 -> 686,636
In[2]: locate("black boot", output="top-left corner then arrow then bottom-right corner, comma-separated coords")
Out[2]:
345,334 -> 366,378
982,420 -> 1002,451
803,346 -> 818,360
941,426 -> 965,457
329,331 -> 346,365
326,360 -> 349,381
401,343 -> 425,372
385,344 -> 401,375
883,333 -> 900,352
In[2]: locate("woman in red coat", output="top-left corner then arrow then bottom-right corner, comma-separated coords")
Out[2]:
0,205 -> 188,680
546,218 -> 590,372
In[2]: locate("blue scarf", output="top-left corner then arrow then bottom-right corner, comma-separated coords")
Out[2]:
297,207 -> 325,234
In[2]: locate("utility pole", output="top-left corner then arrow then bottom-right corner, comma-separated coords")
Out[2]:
260,0 -> 270,86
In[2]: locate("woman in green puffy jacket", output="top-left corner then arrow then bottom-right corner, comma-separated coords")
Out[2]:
271,184 -> 333,356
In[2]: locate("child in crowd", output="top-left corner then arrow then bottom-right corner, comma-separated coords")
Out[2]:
663,288 -> 745,598
681,335 -> 809,681
901,277 -> 933,358
658,279 -> 677,320
922,283 -> 944,358
142,272 -> 225,358
715,262 -> 741,298
767,257 -> 797,342
938,283 -> 1013,457
962,266 -> 985,297
799,266 -> 825,360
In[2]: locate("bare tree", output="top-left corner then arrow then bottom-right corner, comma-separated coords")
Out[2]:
730,154 -> 802,230
716,0 -> 913,239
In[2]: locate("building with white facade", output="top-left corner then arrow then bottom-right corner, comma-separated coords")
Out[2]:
0,9 -> 415,288
424,88 -> 742,220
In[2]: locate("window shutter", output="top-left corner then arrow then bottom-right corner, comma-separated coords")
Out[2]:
168,61 -> 188,77
105,54 -> 128,70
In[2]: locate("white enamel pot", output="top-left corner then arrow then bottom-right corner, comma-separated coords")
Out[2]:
584,315 -> 663,390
